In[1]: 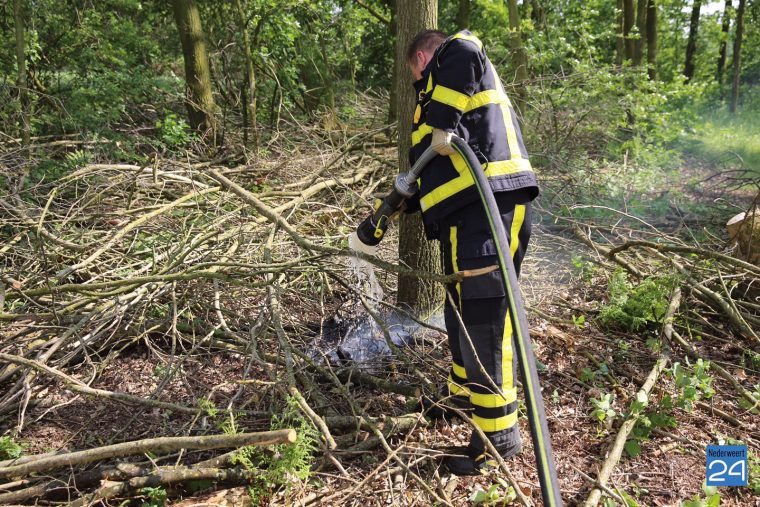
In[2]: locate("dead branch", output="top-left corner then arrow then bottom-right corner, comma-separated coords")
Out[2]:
0,430 -> 296,479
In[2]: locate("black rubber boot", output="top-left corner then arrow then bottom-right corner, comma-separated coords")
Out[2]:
442,438 -> 522,476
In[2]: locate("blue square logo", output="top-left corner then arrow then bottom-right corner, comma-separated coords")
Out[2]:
706,445 -> 748,486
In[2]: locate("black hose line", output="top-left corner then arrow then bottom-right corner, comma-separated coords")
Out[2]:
450,136 -> 562,507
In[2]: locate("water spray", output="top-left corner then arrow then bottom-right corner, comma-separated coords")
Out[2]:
352,137 -> 563,507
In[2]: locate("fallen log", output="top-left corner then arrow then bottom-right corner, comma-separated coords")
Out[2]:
0,430 -> 296,479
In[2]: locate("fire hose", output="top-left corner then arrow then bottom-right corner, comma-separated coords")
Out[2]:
354,135 -> 562,507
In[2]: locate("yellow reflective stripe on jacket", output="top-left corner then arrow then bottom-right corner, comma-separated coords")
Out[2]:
431,85 -> 470,111
472,411 -> 518,432
419,154 -> 532,212
411,90 -> 512,148
412,123 -> 433,146
450,32 -> 483,50
466,89 -> 511,111
426,74 -> 434,93
489,61 -> 523,160
470,388 -> 517,408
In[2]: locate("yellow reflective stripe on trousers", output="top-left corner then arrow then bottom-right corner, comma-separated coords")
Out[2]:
500,207 -> 523,400
419,154 -> 532,212
431,85 -> 470,111
450,226 -> 461,300
451,32 -> 483,50
448,374 -> 469,395
452,360 -> 467,380
510,205 -> 525,258
473,411 -> 518,432
470,388 -> 517,408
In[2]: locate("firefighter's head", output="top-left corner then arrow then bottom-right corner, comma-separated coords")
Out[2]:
407,30 -> 447,80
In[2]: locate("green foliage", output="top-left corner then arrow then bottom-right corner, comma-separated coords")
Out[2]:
0,436 -> 24,460
670,360 -> 715,411
156,113 -> 192,148
139,486 -> 167,507
599,269 -> 678,332
680,482 -> 720,507
230,396 -> 319,504
470,478 -> 517,505
590,393 -> 616,427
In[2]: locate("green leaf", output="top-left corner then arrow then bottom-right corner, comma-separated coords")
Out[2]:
624,439 -> 641,457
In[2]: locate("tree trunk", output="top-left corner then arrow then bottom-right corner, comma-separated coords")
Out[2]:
171,0 -> 218,136
530,0 -> 546,32
616,0 -> 625,65
456,0 -> 471,28
387,0 -> 398,122
234,0 -> 258,152
683,0 -> 702,83
506,0 -> 529,86
633,0 -> 647,66
646,0 -> 658,79
730,0 -> 745,113
395,0 -> 442,317
623,0 -> 635,61
716,0 -> 732,86
13,0 -> 29,195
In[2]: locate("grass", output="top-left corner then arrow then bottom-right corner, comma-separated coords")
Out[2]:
683,109 -> 760,176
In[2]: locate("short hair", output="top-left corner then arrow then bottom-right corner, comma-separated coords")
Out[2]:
406,30 -> 447,62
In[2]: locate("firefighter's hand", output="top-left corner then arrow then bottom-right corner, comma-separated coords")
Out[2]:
430,129 -> 456,156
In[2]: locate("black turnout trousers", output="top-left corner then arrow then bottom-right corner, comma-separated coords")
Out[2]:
437,189 -> 532,453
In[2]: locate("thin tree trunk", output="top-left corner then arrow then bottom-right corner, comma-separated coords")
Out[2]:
683,0 -> 702,82
730,0 -> 746,113
530,0 -> 546,32
13,0 -> 29,195
396,0 -> 442,317
387,0 -> 398,122
234,0 -> 259,152
616,0 -> 625,65
716,0 -> 732,86
456,0 -> 471,28
623,0 -> 636,61
633,0 -> 647,66
171,0 -> 218,137
646,0 -> 658,79
507,0 -> 529,85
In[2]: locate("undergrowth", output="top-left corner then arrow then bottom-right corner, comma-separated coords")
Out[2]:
598,268 -> 679,332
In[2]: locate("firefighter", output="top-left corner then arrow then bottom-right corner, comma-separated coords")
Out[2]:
404,29 -> 539,475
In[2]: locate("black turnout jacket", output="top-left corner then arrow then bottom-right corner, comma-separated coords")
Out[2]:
407,30 -> 539,239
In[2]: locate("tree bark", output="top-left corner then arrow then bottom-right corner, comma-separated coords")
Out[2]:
387,0 -> 398,122
730,0 -> 746,113
395,0 -> 442,317
683,0 -> 702,82
234,0 -> 259,152
530,0 -> 546,32
633,0 -> 647,66
623,0 -> 635,61
716,0 -> 732,86
13,0 -> 29,194
646,0 -> 658,79
616,0 -> 625,65
456,0 -> 471,28
506,0 -> 529,85
171,0 -> 218,136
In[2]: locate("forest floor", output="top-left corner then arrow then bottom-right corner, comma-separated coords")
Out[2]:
1,115 -> 759,506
